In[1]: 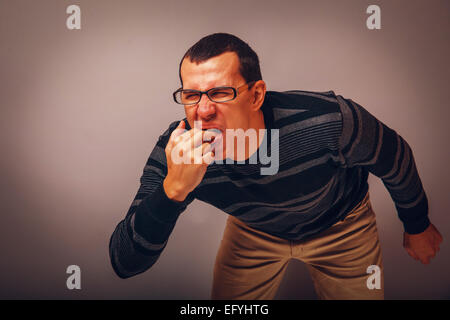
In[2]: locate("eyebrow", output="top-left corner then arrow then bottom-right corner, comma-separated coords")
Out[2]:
183,84 -> 234,91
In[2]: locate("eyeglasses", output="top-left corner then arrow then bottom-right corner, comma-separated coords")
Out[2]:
173,81 -> 256,105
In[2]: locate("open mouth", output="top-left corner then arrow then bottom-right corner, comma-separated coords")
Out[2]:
201,127 -> 221,131
201,128 -> 222,143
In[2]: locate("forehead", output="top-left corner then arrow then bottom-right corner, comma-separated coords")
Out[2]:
180,51 -> 243,89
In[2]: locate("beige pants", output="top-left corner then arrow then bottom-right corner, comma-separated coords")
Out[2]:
211,191 -> 384,300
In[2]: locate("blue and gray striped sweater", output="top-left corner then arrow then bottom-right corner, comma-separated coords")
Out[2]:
109,90 -> 429,278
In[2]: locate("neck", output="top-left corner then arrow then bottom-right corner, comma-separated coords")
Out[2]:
234,109 -> 266,161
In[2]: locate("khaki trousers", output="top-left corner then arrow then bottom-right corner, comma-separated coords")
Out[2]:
211,191 -> 384,300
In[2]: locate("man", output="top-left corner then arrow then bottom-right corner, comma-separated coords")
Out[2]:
109,33 -> 442,299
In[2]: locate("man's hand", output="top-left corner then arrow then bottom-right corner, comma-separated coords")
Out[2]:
163,120 -> 218,202
403,223 -> 443,264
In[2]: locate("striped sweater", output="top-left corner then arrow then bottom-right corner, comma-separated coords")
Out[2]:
109,90 -> 429,279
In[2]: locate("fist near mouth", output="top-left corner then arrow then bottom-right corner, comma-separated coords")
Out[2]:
163,120 -> 221,202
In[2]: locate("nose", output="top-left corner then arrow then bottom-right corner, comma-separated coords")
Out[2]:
196,93 -> 216,121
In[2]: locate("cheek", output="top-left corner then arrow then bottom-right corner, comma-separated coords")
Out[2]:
184,107 -> 196,122
225,104 -> 250,129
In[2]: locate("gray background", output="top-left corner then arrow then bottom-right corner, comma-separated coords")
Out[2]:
0,0 -> 449,299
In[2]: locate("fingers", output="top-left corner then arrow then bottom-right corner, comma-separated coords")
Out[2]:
172,120 -> 186,140
201,141 -> 212,154
170,122 -> 222,148
202,144 -> 215,165
169,132 -> 216,165
192,142 -> 215,165
403,225 -> 443,265
191,128 -> 222,148
173,127 -> 203,149
191,129 -> 206,149
423,248 -> 436,264
167,121 -> 201,157
406,247 -> 431,264
435,226 -> 443,243
167,120 -> 187,153
202,129 -> 223,143
434,239 -> 442,253
403,235 -> 421,261
406,244 -> 439,265
203,151 -> 215,165
169,125 -> 219,161
430,224 -> 443,258
405,247 -> 420,261
166,121 -> 223,167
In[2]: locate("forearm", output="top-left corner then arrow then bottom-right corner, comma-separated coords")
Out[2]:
337,95 -> 429,233
109,213 -> 162,279
109,184 -> 188,278
379,135 -> 430,233
109,120 -> 194,278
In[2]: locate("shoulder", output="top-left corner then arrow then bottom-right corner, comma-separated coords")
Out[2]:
263,90 -> 343,132
265,90 -> 340,109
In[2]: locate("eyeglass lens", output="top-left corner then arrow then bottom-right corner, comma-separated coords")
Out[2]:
178,87 -> 235,104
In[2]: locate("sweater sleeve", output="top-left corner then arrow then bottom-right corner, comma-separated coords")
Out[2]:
109,120 -> 195,279
336,95 -> 430,234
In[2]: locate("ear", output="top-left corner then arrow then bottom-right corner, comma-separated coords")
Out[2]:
251,80 -> 267,111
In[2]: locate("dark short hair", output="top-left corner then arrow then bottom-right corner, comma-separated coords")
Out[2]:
179,33 -> 262,88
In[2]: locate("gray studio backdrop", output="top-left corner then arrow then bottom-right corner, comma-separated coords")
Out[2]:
0,0 -> 449,299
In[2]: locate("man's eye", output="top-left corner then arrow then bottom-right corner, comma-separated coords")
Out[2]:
211,91 -> 231,98
183,93 -> 200,99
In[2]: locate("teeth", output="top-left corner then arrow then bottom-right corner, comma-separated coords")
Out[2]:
206,128 -> 221,134
202,128 -> 222,143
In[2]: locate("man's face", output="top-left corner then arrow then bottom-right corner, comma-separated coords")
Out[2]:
180,52 -> 258,146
